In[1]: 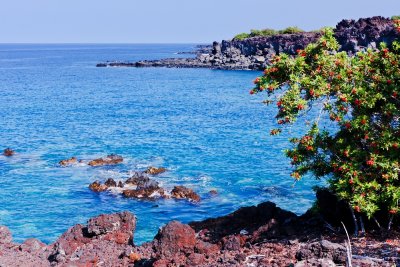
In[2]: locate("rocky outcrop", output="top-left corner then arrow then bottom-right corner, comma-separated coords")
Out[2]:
0,203 -> 399,266
88,154 -> 123,166
97,16 -> 399,71
88,172 -> 201,202
171,185 -> 201,202
3,148 -> 15,157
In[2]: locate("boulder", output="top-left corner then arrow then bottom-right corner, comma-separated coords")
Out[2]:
144,166 -> 167,175
3,148 -> 15,157
89,180 -> 108,192
295,240 -> 347,264
88,154 -> 123,167
171,186 -> 200,202
154,221 -> 196,257
87,211 -> 136,240
58,157 -> 78,166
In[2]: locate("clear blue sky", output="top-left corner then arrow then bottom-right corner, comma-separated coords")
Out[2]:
0,0 -> 399,43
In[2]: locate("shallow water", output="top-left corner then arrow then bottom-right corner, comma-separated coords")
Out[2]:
0,44 -> 323,244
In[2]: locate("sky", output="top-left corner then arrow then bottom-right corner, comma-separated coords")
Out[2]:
0,0 -> 399,43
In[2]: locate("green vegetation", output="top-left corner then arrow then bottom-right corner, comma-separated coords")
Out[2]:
233,26 -> 305,40
251,27 -> 400,228
392,15 -> 400,20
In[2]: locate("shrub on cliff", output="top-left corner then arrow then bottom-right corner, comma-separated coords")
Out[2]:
278,26 -> 304,34
251,27 -> 400,230
233,26 -> 304,40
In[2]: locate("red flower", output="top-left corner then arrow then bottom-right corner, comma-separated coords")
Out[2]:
354,206 -> 361,213
366,159 -> 374,166
253,77 -> 260,84
249,90 -> 254,95
387,79 -> 392,85
297,104 -> 304,110
389,209 -> 397,214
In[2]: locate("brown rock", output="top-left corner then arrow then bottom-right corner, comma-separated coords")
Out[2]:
171,186 -> 201,202
88,154 -> 123,167
209,189 -> 218,196
144,166 -> 167,175
122,187 -> 165,200
104,178 -> 117,187
154,221 -> 196,257
124,172 -> 150,186
129,252 -> 141,262
89,181 -> 108,192
3,148 -> 15,157
58,157 -> 77,166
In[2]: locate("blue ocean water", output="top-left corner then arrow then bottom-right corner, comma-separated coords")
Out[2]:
0,44 -> 322,244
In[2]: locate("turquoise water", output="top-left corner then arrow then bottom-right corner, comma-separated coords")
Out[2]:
0,44 -> 320,244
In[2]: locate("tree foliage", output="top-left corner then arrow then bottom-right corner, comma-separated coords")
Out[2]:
250,26 -> 400,220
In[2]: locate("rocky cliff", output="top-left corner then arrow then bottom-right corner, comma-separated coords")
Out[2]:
97,16 -> 399,70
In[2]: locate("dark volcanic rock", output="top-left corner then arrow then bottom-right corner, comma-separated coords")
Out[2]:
88,154 -> 123,166
3,148 -> 15,157
97,16 -> 399,71
296,240 -> 347,264
189,201 -> 297,242
171,185 -> 201,202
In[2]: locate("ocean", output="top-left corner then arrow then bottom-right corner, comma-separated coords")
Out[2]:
0,44 -> 321,244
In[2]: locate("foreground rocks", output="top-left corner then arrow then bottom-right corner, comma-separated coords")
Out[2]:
1,202 -> 399,266
89,171 -> 201,202
97,16 -> 399,71
0,202 -> 399,266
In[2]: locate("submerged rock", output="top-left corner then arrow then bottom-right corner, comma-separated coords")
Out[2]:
144,166 -> 167,175
3,148 -> 15,157
171,186 -> 201,202
88,154 -> 123,167
58,157 -> 77,166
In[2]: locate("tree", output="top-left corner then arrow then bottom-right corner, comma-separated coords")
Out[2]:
250,26 -> 400,229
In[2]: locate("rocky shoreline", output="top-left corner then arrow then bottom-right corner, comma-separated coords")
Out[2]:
97,16 -> 399,71
0,190 -> 399,266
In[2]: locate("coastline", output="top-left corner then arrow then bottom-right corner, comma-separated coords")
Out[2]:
97,16 -> 399,71
0,190 -> 398,266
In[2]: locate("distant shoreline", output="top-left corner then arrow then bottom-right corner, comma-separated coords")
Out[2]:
97,16 -> 399,71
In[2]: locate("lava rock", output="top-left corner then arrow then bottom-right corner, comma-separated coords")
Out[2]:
58,157 -> 77,166
154,221 -> 196,258
171,186 -> 201,202
3,148 -> 15,157
88,154 -> 123,166
144,166 -> 167,175
89,180 -> 108,192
